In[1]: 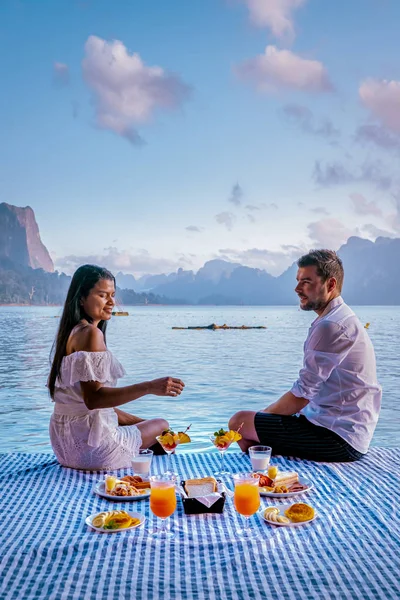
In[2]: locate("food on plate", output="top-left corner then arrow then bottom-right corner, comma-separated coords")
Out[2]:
103,475 -> 150,497
92,512 -> 108,528
120,475 -> 151,489
258,474 -> 274,487
158,425 -> 192,451
212,426 -> 242,449
258,470 -> 306,494
184,477 -> 217,498
91,510 -> 141,530
264,507 -> 290,524
284,503 -> 315,523
268,465 -> 278,479
105,475 -> 118,493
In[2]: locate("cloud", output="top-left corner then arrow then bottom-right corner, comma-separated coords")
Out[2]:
228,183 -> 243,207
54,246 -> 191,277
362,223 -> 396,239
359,79 -> 400,133
186,225 -> 203,233
247,213 -> 256,223
218,244 -> 306,276
313,160 -> 393,191
310,206 -> 330,216
240,0 -> 307,41
53,62 -> 69,87
354,123 -> 400,152
307,218 -> 359,249
349,193 -> 382,217
215,212 -> 236,231
82,35 -> 191,144
283,104 -> 339,140
235,46 -> 333,94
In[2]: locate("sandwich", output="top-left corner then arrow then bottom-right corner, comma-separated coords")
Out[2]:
274,471 -> 299,488
184,477 -> 217,498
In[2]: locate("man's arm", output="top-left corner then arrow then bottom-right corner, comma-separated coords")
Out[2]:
263,391 -> 309,415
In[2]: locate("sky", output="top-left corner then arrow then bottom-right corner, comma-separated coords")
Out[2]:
1,0 -> 400,277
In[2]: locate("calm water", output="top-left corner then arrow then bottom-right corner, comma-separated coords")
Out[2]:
0,305 -> 398,454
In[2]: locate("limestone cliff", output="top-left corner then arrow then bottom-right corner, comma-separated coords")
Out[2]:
0,203 -> 54,272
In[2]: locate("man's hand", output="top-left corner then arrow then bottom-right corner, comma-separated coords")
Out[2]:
148,377 -> 185,397
263,391 -> 308,415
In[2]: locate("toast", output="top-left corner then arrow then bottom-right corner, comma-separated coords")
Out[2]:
184,477 -> 217,498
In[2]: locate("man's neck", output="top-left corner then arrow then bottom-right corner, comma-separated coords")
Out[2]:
314,294 -> 340,317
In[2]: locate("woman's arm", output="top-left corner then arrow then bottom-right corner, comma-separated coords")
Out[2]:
76,325 -> 184,410
81,372 -> 184,411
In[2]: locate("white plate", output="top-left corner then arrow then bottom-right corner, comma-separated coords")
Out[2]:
93,481 -> 150,501
259,504 -> 317,527
259,478 -> 313,498
85,511 -> 145,533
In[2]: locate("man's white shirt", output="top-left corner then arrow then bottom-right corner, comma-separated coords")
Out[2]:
291,296 -> 382,454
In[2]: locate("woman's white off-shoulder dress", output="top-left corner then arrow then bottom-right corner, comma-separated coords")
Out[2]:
49,351 -> 142,470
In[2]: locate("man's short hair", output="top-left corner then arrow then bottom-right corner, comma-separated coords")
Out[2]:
297,250 -> 344,292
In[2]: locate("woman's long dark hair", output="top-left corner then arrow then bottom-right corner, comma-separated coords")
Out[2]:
48,264 -> 115,399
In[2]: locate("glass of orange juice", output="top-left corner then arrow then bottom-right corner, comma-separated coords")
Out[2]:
233,472 -> 260,537
149,475 -> 177,539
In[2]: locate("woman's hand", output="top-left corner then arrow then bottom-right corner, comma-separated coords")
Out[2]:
148,377 -> 185,397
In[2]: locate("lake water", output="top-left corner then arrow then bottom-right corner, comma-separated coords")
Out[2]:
0,305 -> 398,454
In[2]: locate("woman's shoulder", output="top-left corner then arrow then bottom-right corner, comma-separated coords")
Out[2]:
67,322 -> 106,355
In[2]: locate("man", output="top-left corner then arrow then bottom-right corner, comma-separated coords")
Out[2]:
229,249 -> 382,462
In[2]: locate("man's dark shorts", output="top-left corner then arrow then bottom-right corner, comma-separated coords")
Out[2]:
254,413 -> 364,462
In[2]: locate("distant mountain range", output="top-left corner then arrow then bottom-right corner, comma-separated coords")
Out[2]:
116,236 -> 400,305
1,202 -> 399,305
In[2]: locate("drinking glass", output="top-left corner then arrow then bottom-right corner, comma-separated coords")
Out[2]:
156,436 -> 179,478
131,448 -> 153,479
209,435 -> 232,477
233,472 -> 260,537
149,475 -> 177,539
248,446 -> 272,474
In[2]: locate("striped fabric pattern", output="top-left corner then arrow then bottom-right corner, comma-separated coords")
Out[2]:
0,449 -> 399,599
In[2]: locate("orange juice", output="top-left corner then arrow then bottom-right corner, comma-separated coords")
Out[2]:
150,483 -> 177,518
234,482 -> 260,516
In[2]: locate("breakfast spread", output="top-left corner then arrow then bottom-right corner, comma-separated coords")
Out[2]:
212,427 -> 242,449
263,507 -> 290,524
104,475 -> 150,497
284,503 -> 315,522
263,503 -> 315,525
158,425 -> 192,451
91,510 -> 141,530
184,477 -> 217,498
258,467 -> 309,494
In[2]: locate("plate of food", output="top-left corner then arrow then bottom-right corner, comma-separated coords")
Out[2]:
257,468 -> 313,498
259,503 -> 317,527
86,510 -> 145,533
94,475 -> 150,501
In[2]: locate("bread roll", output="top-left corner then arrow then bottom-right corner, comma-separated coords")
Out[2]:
185,477 -> 217,498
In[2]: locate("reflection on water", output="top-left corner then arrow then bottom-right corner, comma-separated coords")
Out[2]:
0,305 -> 398,453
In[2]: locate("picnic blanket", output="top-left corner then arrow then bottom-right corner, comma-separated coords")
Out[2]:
0,448 -> 399,600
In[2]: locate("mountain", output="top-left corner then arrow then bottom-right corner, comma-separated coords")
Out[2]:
0,203 -> 54,272
2,202 -> 400,305
136,237 -> 400,305
115,271 -> 137,290
338,236 -> 400,304
196,259 -> 241,282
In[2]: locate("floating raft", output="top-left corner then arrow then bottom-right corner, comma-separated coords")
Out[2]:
112,311 -> 129,316
172,323 -> 266,330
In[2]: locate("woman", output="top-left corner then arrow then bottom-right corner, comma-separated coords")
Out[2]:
48,264 -> 184,470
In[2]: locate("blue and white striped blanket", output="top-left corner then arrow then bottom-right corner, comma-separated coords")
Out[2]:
0,449 -> 399,600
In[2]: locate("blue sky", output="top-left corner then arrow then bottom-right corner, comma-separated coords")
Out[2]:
1,0 -> 400,276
